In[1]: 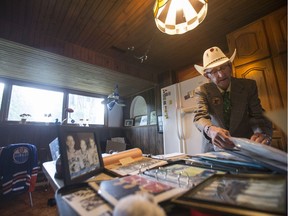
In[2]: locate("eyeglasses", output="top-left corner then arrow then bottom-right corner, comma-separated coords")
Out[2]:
204,63 -> 230,76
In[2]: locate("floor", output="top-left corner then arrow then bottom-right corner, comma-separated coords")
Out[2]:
0,185 -> 58,216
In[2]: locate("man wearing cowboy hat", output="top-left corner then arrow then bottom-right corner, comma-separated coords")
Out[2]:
193,46 -> 272,152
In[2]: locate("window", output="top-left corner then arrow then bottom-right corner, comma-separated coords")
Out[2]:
0,82 -> 4,109
130,96 -> 147,118
68,94 -> 104,125
8,85 -> 64,122
130,96 -> 148,126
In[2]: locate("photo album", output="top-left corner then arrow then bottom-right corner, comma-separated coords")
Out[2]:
142,163 -> 224,188
103,148 -> 168,176
90,174 -> 186,207
172,174 -> 287,216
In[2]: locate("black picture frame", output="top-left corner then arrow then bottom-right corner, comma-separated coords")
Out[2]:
157,115 -> 163,133
172,174 -> 287,216
58,125 -> 104,186
124,119 -> 133,127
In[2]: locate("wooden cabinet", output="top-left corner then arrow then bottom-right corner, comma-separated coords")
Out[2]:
234,58 -> 282,110
227,21 -> 270,66
264,7 -> 287,55
227,7 -> 287,151
272,53 -> 287,107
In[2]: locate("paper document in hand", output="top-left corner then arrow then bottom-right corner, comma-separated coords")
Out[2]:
193,151 -> 268,170
230,137 -> 287,163
229,137 -> 287,172
195,151 -> 249,162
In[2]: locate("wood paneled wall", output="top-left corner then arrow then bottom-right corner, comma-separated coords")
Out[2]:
0,124 -> 126,164
122,87 -> 164,155
124,125 -> 163,155
0,124 -> 58,164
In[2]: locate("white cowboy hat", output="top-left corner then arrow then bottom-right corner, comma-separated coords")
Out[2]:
194,46 -> 236,75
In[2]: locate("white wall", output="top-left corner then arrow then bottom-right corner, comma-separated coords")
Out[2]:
107,105 -> 123,127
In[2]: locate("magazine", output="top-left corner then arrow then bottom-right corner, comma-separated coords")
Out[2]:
103,148 -> 167,176
62,185 -> 113,216
91,175 -> 186,207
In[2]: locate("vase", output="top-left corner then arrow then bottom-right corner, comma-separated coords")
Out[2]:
20,118 -> 27,124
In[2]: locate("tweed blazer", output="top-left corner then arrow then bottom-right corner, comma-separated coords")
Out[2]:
193,77 -> 272,152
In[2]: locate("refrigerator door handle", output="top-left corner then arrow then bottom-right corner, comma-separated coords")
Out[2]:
180,112 -> 186,140
175,83 -> 183,141
176,107 -> 182,140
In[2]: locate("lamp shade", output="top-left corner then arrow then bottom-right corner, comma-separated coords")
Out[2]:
154,0 -> 208,35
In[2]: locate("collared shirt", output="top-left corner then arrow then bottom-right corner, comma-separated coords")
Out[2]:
217,83 -> 231,97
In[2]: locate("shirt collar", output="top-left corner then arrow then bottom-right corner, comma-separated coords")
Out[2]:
217,83 -> 231,93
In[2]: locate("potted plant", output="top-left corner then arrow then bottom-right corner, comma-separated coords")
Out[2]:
19,113 -> 31,124
44,113 -> 52,125
62,108 -> 75,124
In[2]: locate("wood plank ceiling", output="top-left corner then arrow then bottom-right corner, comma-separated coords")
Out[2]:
0,0 -> 286,97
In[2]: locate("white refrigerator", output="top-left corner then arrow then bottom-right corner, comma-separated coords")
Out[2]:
161,76 -> 208,155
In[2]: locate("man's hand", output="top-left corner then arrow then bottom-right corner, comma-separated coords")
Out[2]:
207,126 -> 235,149
250,133 -> 272,145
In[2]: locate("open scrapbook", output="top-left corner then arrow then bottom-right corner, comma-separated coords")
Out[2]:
103,148 -> 168,176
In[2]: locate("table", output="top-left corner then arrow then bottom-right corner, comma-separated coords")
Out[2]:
42,160 -> 64,191
42,160 -> 191,216
42,152 -> 113,191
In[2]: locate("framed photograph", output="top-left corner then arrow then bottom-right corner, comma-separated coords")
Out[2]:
58,125 -> 104,186
134,116 -> 142,126
124,119 -> 133,127
55,182 -> 113,216
149,111 -> 157,125
139,115 -> 147,126
157,115 -> 163,133
172,174 -> 287,216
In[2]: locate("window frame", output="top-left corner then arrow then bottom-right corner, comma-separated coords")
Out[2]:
66,89 -> 107,126
0,78 -> 108,126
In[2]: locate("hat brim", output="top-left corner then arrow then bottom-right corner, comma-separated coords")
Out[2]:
195,49 -> 236,75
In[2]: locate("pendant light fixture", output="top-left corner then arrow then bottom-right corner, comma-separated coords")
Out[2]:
153,0 -> 208,35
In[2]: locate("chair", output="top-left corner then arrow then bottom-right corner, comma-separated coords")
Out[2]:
0,143 -> 39,207
106,140 -> 126,153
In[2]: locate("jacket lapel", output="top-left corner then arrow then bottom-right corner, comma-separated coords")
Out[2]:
206,84 -> 225,128
229,78 -> 247,134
